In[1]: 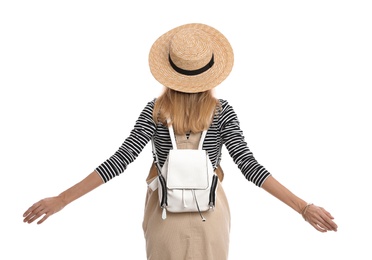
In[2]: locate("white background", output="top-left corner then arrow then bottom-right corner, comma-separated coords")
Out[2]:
1,1 -> 371,259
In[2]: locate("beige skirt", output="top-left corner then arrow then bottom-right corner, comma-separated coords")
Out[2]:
142,161 -> 231,260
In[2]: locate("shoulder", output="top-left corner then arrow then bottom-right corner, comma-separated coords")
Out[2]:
217,99 -> 236,114
147,98 -> 156,107
135,99 -> 157,121
215,99 -> 239,125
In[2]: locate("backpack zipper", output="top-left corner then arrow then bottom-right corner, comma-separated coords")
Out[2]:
158,174 -> 168,207
209,175 -> 218,209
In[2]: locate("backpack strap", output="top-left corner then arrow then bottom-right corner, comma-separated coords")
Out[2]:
151,137 -> 162,177
168,124 -> 207,150
198,130 -> 208,150
168,124 -> 178,149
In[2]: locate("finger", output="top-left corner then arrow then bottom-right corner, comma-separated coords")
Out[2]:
310,222 -> 327,233
305,214 -> 329,231
23,209 -> 31,218
324,214 -> 337,230
315,220 -> 333,231
320,207 -> 335,220
37,213 -> 50,225
23,210 -> 38,223
23,202 -> 42,218
315,208 -> 337,231
25,208 -> 46,224
323,219 -> 338,231
23,204 -> 43,223
320,215 -> 338,231
311,214 -> 332,230
315,223 -> 328,232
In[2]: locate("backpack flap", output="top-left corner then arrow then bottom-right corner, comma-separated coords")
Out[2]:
166,149 -> 210,190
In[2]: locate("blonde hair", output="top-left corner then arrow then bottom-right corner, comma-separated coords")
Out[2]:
153,88 -> 220,135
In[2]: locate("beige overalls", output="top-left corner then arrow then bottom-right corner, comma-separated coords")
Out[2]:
142,132 -> 231,260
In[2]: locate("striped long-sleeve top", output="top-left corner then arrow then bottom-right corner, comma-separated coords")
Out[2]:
96,99 -> 271,187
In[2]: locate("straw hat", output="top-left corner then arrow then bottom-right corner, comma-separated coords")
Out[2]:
149,23 -> 234,93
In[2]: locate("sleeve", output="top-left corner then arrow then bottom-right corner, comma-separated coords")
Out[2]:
219,100 -> 271,187
95,99 -> 156,183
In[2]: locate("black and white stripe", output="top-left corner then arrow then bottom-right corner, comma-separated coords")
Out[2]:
96,99 -> 271,187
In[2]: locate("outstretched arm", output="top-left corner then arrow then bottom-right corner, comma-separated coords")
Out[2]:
261,175 -> 338,232
23,170 -> 103,225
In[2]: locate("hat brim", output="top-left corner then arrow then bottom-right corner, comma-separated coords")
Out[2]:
149,23 -> 234,93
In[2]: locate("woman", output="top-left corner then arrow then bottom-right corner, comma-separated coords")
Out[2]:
23,23 -> 338,260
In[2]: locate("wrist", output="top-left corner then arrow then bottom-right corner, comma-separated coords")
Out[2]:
57,193 -> 69,208
301,202 -> 313,220
296,200 -> 308,214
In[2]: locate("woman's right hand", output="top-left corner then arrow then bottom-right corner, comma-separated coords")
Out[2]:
302,204 -> 338,232
23,196 -> 66,224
